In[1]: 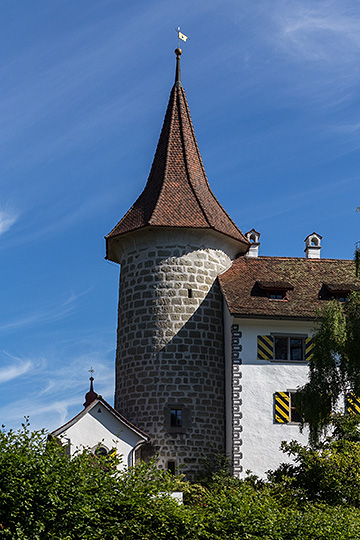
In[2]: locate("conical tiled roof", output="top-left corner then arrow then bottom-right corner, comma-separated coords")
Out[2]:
106,50 -> 248,256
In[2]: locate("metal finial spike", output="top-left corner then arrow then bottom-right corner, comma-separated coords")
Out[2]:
174,48 -> 183,88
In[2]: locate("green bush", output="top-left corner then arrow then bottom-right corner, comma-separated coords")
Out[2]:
2,420 -> 360,539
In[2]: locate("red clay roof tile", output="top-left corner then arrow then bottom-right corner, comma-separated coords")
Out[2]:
106,57 -> 248,253
219,256 -> 360,319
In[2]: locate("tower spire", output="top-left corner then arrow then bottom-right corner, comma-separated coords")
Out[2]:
174,47 -> 182,88
106,49 -> 249,262
83,368 -> 98,408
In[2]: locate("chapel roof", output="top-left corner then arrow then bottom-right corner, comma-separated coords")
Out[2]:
51,396 -> 149,442
219,256 -> 360,320
106,49 -> 248,255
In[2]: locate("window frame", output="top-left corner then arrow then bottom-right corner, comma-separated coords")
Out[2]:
268,291 -> 287,300
170,408 -> 182,428
164,404 -> 191,433
271,333 -> 307,363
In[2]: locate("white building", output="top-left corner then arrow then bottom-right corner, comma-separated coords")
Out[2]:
51,378 -> 149,469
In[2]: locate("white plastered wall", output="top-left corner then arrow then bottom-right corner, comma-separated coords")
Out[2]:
57,403 -> 145,469
226,315 -> 312,478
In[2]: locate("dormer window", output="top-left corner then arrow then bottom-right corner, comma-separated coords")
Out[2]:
268,291 -> 286,300
320,283 -> 360,302
253,280 -> 293,300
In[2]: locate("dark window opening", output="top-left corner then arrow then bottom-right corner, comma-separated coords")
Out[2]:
290,392 -> 301,423
268,291 -> 286,300
95,446 -> 108,457
188,289 -> 193,298
170,408 -> 182,427
167,461 -> 176,474
274,336 -> 304,361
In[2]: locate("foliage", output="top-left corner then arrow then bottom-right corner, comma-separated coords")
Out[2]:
0,420 -> 189,540
268,414 -> 360,509
196,452 -> 232,485
4,421 -> 360,538
296,291 -> 360,444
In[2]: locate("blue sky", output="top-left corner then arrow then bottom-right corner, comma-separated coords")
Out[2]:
1,0 -> 359,431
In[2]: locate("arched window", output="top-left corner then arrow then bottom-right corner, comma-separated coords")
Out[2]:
92,444 -> 109,457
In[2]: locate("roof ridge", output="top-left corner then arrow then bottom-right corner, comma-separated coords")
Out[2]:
254,256 -> 355,262
178,86 -> 212,228
150,84 -> 177,224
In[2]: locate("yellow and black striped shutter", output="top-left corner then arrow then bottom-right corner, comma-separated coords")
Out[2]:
257,335 -> 274,361
305,337 -> 314,361
346,393 -> 360,415
274,392 -> 290,423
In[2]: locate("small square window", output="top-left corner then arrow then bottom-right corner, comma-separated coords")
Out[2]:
274,336 -> 305,362
170,408 -> 182,427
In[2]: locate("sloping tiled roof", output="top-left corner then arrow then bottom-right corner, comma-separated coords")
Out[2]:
106,52 -> 248,253
219,256 -> 360,319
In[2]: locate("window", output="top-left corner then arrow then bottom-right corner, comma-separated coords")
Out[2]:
167,461 -> 176,474
289,392 -> 301,423
268,291 -> 286,300
93,445 -> 109,457
164,404 -> 190,433
257,335 -> 313,362
170,408 -> 182,427
274,336 -> 304,361
274,392 -> 301,423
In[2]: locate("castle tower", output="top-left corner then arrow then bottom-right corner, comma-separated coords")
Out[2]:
106,49 -> 249,478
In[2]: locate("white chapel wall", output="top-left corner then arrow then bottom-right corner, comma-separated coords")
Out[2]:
58,403 -> 144,469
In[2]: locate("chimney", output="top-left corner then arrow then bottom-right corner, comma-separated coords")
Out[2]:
304,232 -> 322,259
245,229 -> 260,257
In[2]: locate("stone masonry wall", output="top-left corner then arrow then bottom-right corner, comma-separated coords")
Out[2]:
114,233 -> 235,479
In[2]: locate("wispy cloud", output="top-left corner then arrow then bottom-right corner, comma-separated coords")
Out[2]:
0,355 -> 32,384
0,349 -> 114,431
0,207 -> 18,236
0,293 -> 83,333
277,1 -> 360,63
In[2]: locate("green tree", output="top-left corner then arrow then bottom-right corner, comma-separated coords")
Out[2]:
296,291 -> 360,444
268,414 -> 360,507
0,420 -> 189,540
4,420 -> 360,539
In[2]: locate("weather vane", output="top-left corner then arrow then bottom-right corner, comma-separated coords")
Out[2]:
176,27 -> 188,48
88,367 -> 95,379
